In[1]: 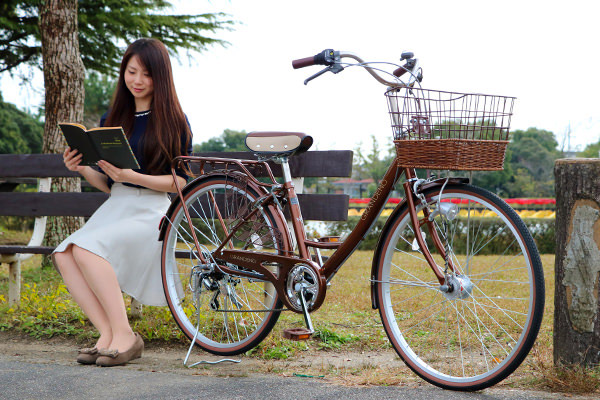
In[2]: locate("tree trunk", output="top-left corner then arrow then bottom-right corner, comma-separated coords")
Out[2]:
554,159 -> 600,366
39,0 -> 85,251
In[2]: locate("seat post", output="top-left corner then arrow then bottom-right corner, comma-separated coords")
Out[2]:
280,156 -> 293,185
276,156 -> 310,259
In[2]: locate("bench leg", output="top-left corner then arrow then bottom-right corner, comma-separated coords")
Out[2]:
130,298 -> 143,317
8,260 -> 21,307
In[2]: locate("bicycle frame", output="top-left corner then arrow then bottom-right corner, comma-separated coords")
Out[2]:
168,155 -> 460,302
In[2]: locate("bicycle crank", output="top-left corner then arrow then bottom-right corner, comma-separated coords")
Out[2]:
285,263 -> 326,313
283,263 -> 326,341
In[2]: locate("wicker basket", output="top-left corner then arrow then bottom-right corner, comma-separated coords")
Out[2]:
386,87 -> 515,171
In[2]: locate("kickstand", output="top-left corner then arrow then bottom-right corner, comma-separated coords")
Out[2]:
300,287 -> 314,334
183,307 -> 241,368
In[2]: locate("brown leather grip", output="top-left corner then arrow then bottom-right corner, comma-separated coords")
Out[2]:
393,66 -> 408,78
292,56 -> 315,69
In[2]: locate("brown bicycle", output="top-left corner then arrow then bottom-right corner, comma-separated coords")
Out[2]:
159,50 -> 544,391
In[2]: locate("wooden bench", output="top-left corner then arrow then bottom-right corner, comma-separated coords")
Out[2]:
0,151 -> 353,306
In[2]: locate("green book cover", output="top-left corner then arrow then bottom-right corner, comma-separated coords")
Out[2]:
59,123 -> 140,169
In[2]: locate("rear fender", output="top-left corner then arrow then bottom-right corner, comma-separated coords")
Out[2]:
158,172 -> 292,252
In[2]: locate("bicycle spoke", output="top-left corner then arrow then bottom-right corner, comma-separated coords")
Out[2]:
162,177 -> 284,355
376,186 -> 543,389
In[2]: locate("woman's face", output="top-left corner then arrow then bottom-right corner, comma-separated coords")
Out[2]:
124,55 -> 154,108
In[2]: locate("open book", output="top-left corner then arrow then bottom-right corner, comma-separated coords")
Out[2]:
58,123 -> 140,169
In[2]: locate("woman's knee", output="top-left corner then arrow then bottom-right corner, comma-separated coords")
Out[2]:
53,246 -> 76,274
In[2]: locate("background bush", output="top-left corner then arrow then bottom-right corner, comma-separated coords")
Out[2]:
326,216 -> 555,254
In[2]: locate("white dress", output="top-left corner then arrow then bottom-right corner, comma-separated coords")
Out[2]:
53,183 -> 171,306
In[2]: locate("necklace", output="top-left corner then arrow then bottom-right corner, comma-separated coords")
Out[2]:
135,110 -> 151,117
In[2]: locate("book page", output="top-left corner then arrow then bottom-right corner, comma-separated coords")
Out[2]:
89,128 -> 140,169
58,123 -> 101,165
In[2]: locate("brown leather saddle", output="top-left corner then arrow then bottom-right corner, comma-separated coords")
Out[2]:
245,131 -> 313,157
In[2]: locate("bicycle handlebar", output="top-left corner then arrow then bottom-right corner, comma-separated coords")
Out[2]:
292,49 -> 421,87
292,49 -> 336,69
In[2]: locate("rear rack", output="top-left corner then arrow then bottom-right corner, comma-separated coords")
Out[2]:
172,155 -> 280,187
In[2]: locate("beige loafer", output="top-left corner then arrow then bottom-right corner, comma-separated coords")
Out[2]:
96,333 -> 144,367
76,347 -> 100,365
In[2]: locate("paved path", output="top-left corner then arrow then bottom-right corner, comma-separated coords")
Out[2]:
0,332 -> 593,399
0,355 -> 586,400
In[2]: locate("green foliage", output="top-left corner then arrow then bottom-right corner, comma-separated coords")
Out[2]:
313,328 -> 359,350
83,71 -> 115,127
353,135 -> 395,188
504,128 -> 561,197
578,140 -> 600,158
439,127 -> 562,197
0,0 -> 233,75
327,216 -> 555,254
0,264 -> 186,341
193,129 -> 248,152
0,283 -> 87,338
0,91 -> 43,153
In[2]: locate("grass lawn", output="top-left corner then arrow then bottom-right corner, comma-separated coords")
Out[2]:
1,249 -> 598,393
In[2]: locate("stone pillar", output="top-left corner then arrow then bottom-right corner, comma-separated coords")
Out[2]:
554,159 -> 600,365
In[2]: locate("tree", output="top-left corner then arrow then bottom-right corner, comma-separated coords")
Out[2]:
83,71 -> 115,127
0,0 -> 231,76
194,129 -> 248,152
430,128 -> 561,198
0,91 -> 43,154
578,139 -> 600,158
506,128 -> 561,197
353,135 -> 394,185
0,0 -> 232,249
38,0 -> 87,251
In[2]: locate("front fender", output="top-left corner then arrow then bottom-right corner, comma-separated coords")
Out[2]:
369,177 -> 468,309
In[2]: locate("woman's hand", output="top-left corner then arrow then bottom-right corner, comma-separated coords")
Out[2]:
97,160 -> 136,184
63,147 -> 85,172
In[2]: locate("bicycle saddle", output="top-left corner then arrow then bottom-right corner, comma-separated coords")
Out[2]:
245,131 -> 313,156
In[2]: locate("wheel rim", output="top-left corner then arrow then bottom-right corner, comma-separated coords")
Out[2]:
379,189 -> 538,385
163,179 -> 282,352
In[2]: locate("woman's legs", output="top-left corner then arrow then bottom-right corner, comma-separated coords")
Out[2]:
70,245 -> 136,352
54,247 -> 113,349
54,245 -> 136,352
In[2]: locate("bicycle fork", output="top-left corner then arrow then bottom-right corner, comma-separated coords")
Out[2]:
402,170 -> 458,287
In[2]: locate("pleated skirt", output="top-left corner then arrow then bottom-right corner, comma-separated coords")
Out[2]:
53,183 -> 171,306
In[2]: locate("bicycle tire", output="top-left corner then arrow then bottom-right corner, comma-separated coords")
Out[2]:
161,174 -> 288,355
374,184 -> 544,391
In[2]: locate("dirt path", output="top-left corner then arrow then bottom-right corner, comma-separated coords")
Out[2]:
4,330 -> 600,400
0,330 -> 405,380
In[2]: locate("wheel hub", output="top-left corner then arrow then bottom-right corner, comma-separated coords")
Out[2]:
441,275 -> 473,300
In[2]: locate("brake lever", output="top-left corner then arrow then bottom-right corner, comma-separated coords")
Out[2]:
304,64 -> 344,85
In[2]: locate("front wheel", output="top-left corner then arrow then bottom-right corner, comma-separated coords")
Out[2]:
374,184 -> 544,391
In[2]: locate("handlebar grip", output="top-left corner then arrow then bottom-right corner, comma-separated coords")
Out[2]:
292,56 -> 316,69
393,66 -> 408,78
292,49 -> 335,69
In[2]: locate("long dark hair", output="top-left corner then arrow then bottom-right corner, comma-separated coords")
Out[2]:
106,38 -> 191,175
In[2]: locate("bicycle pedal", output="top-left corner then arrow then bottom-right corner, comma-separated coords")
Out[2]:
317,236 -> 340,243
283,328 -> 313,341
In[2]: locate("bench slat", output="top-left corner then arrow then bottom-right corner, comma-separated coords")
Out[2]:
0,192 -> 109,217
0,246 -> 54,255
0,151 -> 353,179
0,192 -> 349,221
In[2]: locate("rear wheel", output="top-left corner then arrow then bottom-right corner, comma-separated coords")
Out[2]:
161,174 -> 288,355
375,184 -> 544,390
